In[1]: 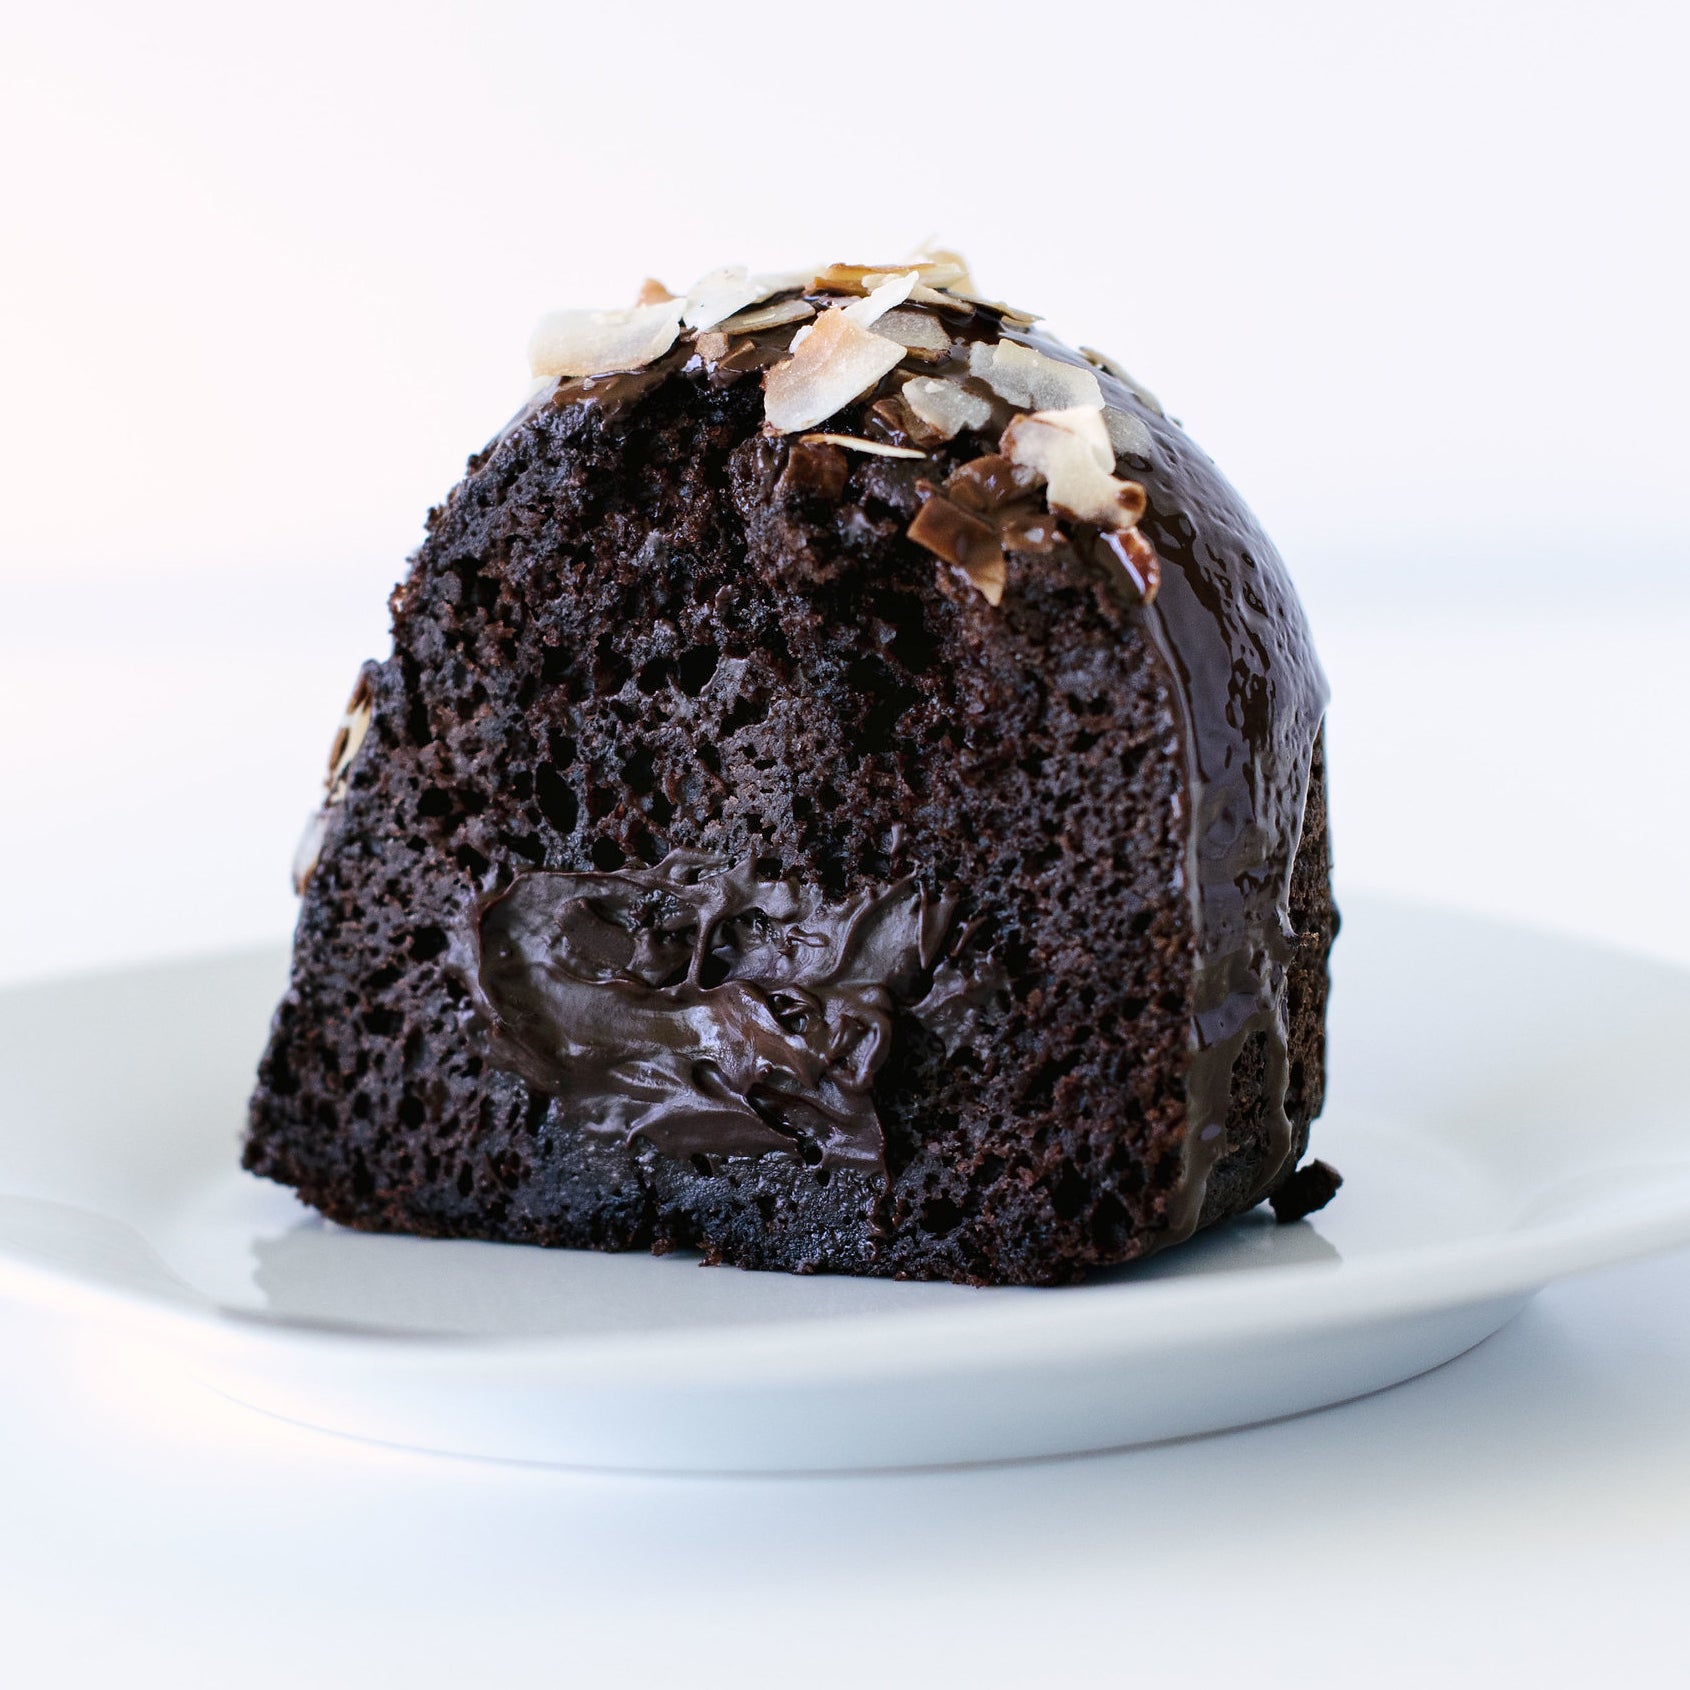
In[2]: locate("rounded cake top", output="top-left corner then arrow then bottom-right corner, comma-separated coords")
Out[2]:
515,248 -> 1169,610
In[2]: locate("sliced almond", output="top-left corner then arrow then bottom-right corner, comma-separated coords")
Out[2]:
969,339 -> 1102,413
764,307 -> 906,433
714,297 -> 815,334
872,309 -> 952,357
902,375 -> 993,441
528,297 -> 685,379
681,265 -> 765,330
694,330 -> 731,365
800,432 -> 926,458
1001,408 -> 1148,530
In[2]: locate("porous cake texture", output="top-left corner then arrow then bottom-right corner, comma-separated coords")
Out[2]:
247,253 -> 1337,1285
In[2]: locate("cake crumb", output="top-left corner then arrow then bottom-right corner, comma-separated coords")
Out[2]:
1270,1158 -> 1344,1223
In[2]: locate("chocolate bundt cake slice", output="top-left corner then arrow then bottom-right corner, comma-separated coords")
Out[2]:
247,252 -> 1337,1286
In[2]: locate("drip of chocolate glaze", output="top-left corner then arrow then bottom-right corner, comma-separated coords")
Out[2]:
1064,356 -> 1327,1242
876,305 -> 1330,1239
1139,481 -> 1326,1239
471,851 -> 968,1171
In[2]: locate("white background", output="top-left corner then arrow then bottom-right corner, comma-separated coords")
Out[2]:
2,2 -> 1687,1684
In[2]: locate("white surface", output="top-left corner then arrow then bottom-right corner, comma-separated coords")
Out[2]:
8,904 -> 1685,1471
2,0 -> 1688,1678
2,605 -> 1687,1683
1,3 -> 1687,607
0,1248 -> 1683,1690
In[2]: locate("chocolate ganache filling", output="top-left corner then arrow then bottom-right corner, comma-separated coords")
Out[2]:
473,851 -> 973,1171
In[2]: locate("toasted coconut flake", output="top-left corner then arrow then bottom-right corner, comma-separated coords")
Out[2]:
326,679 -> 373,798
867,394 -> 929,446
908,283 -> 974,313
1104,405 -> 1155,459
959,553 -> 1006,606
292,809 -> 327,896
808,256 -> 971,299
528,298 -> 685,378
872,309 -> 952,357
635,278 -> 675,306
1082,346 -> 1165,416
1000,505 -> 1062,553
907,243 -> 975,293
694,330 -> 730,365
750,267 -> 813,298
777,440 -> 847,501
807,261 -> 921,297
945,288 -> 1039,324
716,337 -> 776,374
840,271 -> 919,327
764,307 -> 906,433
714,297 -> 815,334
1001,407 -> 1149,530
808,262 -> 883,295
969,339 -> 1102,412
908,492 -> 1006,605
946,452 -> 1041,512
801,432 -> 926,459
1100,526 -> 1163,603
682,265 -> 765,330
902,375 -> 993,441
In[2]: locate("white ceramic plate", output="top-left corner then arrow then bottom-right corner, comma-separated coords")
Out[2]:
2,897 -> 1687,1472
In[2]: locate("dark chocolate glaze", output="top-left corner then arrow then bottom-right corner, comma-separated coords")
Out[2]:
475,296 -> 1328,1239
893,306 -> 1329,1237
1013,328 -> 1330,1240
469,851 -> 968,1171
923,317 -> 1329,1238
1136,422 -> 1326,1236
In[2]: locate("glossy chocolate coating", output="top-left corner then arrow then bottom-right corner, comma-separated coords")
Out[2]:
1005,326 -> 1330,1234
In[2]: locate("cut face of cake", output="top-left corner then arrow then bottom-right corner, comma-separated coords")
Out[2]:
247,251 -> 1337,1286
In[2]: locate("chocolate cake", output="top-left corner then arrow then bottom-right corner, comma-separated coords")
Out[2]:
247,251 -> 1337,1286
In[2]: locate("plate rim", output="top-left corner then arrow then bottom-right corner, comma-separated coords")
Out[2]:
3,900 -> 1690,1384
3,1178 -> 1687,1384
